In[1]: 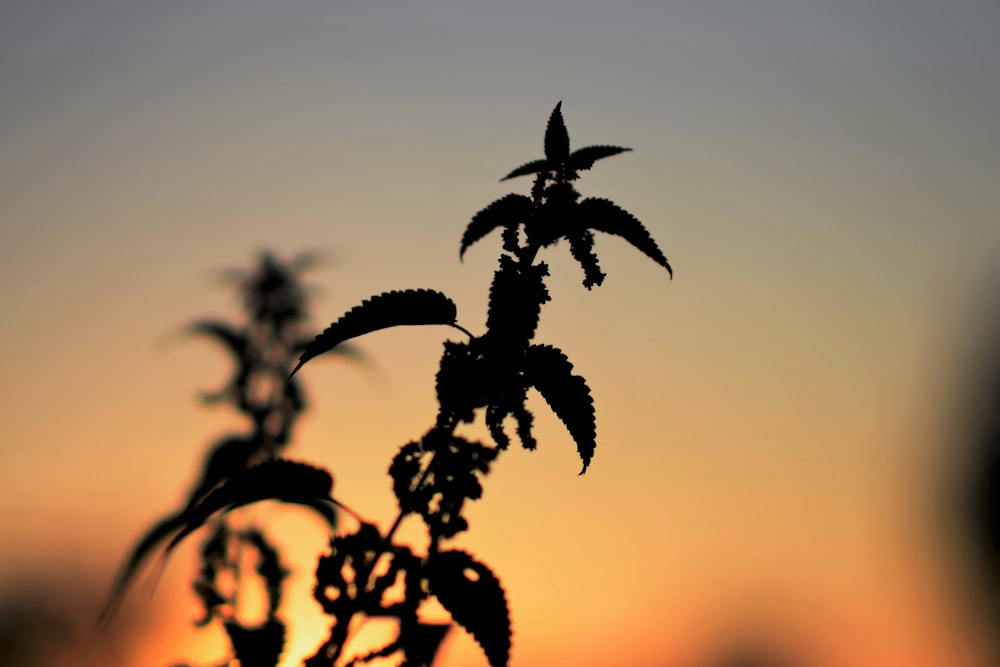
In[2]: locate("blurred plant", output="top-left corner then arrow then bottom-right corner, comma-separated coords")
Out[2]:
104,103 -> 672,667
953,294 -> 1000,659
101,250 -> 362,666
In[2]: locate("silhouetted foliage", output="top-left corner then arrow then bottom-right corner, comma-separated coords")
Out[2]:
106,104 -> 671,667
102,251 -> 358,666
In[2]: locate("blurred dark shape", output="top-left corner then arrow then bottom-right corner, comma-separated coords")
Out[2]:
949,282 -> 1000,657
0,572 -> 150,667
706,643 -> 798,667
103,249 -> 355,667
697,624 -> 808,667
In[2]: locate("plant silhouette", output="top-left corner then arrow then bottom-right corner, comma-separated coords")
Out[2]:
105,103 -> 671,667
101,250 -> 361,666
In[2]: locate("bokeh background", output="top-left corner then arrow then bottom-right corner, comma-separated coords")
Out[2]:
3,1 -> 1000,666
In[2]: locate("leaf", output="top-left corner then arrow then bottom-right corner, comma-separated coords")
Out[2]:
544,101 -> 570,163
567,145 -> 631,171
292,289 -> 458,376
167,460 -> 337,553
400,622 -> 451,667
499,158 -> 550,182
293,338 -> 365,361
460,194 -> 533,259
188,320 -> 247,357
225,620 -> 285,667
426,550 -> 510,667
184,435 -> 261,511
525,345 -> 597,473
99,510 -> 187,624
577,197 -> 672,277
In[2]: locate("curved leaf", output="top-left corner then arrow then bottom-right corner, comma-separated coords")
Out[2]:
544,101 -> 570,163
460,194 -> 533,259
525,344 -> 596,473
99,510 -> 187,624
577,197 -> 672,277
188,320 -> 247,357
184,435 -> 261,511
167,460 -> 337,553
292,289 -> 458,376
500,158 -> 550,182
568,145 -> 631,171
426,550 -> 510,667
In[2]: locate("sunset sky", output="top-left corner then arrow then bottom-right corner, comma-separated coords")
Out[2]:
3,2 -> 1000,666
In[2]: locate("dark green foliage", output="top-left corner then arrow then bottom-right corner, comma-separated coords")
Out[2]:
425,550 -> 510,667
292,289 -> 460,376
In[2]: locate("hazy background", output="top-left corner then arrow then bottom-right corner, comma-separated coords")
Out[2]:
2,1 -> 1000,666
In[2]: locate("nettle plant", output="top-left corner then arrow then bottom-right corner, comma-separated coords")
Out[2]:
101,251 -> 365,666
103,103 -> 671,667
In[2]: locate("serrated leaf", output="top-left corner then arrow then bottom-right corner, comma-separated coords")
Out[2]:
567,145 -> 631,171
294,337 -> 365,360
544,101 -> 570,163
525,345 -> 597,473
460,194 -> 533,259
225,620 -> 285,667
167,460 -> 336,553
578,197 -> 672,277
292,289 -> 458,376
499,158 -> 550,181
426,550 -> 510,667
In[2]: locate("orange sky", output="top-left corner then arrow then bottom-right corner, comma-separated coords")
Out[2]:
3,2 -> 1000,666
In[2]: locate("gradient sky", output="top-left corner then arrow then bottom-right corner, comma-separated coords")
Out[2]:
3,2 -> 1000,666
